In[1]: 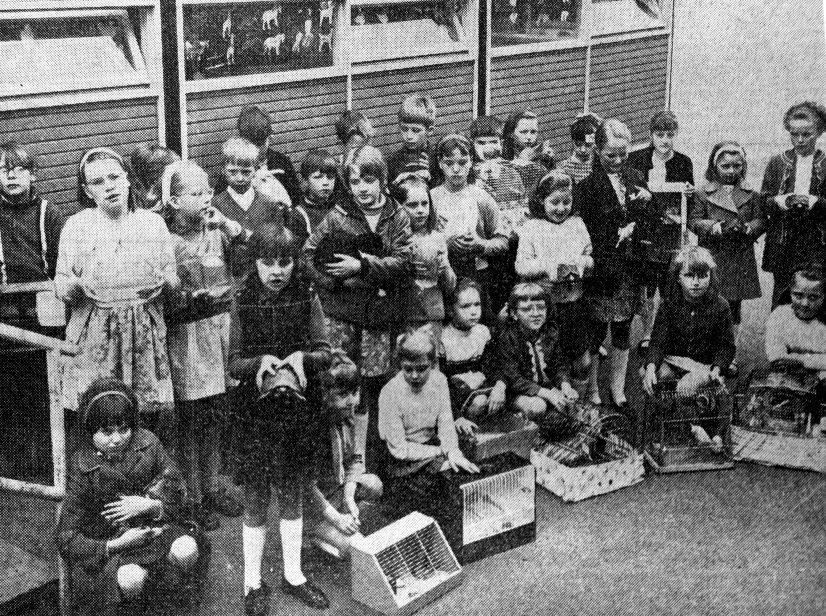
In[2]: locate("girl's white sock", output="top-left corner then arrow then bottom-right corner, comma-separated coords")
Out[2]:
243,524 -> 267,594
280,518 -> 307,586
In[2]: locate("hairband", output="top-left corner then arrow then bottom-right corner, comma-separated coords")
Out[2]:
78,147 -> 124,177
437,133 -> 471,150
713,142 -> 746,165
159,160 -> 187,209
85,390 -> 134,414
537,170 -> 572,186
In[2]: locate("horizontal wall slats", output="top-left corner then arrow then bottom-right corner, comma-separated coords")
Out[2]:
589,35 -> 669,142
490,47 -> 588,155
186,77 -> 347,174
352,61 -> 475,151
0,97 -> 160,214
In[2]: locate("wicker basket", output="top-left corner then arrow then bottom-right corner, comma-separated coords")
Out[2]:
530,432 -> 644,502
731,426 -> 826,473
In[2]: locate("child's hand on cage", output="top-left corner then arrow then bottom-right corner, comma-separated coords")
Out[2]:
445,448 -> 480,474
454,417 -> 478,436
708,365 -> 724,386
332,512 -> 360,536
488,381 -> 506,413
642,363 -> 658,396
560,381 -> 578,403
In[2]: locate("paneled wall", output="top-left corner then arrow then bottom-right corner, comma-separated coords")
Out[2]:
352,61 -> 476,150
0,98 -> 160,215
186,77 -> 348,173
490,47 -> 588,154
588,34 -> 670,141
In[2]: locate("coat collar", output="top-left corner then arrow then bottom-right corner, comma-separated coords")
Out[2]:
76,428 -> 153,474
702,180 -> 754,213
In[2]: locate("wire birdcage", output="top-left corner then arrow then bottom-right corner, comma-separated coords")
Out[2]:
736,366 -> 819,436
731,366 -> 826,473
530,402 -> 645,501
350,512 -> 463,615
643,381 -> 734,473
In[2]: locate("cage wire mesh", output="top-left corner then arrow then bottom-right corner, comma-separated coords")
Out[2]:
534,402 -> 632,466
460,465 -> 534,545
736,366 -> 821,437
375,522 -> 460,603
644,381 -> 733,469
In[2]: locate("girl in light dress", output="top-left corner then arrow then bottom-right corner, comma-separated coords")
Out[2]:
56,147 -> 179,445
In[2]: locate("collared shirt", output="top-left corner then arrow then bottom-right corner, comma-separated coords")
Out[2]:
795,153 -> 814,195
227,186 -> 255,211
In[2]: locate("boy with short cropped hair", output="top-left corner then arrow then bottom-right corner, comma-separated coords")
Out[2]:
496,283 -> 579,433
558,113 -> 601,185
0,141 -> 70,476
765,263 -> 826,435
212,137 -> 279,282
236,104 -> 301,204
386,93 -> 439,186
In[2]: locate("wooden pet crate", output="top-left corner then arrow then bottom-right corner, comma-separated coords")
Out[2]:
643,382 -> 735,473
350,512 -> 464,616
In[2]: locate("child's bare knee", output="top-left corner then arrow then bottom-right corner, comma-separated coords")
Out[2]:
168,535 -> 199,572
512,396 -> 546,418
117,564 -> 148,600
357,474 -> 383,501
466,394 -> 489,419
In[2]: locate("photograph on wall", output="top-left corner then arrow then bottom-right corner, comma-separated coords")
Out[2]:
183,1 -> 335,80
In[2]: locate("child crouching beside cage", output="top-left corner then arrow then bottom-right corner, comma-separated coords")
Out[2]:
642,246 -> 735,450
496,282 -> 586,438
55,378 -> 205,616
307,351 -> 383,558
764,262 -> 826,436
228,223 -> 333,614
378,330 -> 479,515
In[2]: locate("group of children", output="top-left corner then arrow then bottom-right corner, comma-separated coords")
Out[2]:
1,94 -> 826,615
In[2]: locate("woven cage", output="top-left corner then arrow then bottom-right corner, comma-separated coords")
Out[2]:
350,512 -> 463,616
732,367 -> 826,473
643,382 -> 734,473
531,408 -> 644,501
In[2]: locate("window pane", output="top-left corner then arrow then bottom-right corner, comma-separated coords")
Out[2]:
183,1 -> 336,80
0,11 -> 147,96
349,0 -> 471,62
492,0 -> 581,47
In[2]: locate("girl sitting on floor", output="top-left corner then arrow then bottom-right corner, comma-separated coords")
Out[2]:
441,278 -> 507,435
56,378 -> 202,616
642,246 -> 735,450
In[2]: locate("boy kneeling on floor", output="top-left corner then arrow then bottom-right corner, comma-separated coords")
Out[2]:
765,262 -> 826,436
379,330 -> 479,515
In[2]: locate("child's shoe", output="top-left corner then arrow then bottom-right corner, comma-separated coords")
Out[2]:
690,424 -> 712,446
245,582 -> 272,616
281,575 -> 330,610
710,435 -> 724,454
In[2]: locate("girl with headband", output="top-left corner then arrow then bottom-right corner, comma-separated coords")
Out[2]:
56,377 -> 205,616
690,141 -> 765,377
55,147 -> 179,445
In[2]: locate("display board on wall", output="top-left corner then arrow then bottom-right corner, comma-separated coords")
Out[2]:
182,1 -> 336,80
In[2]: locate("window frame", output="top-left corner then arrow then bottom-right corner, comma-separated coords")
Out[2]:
0,8 -> 150,98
